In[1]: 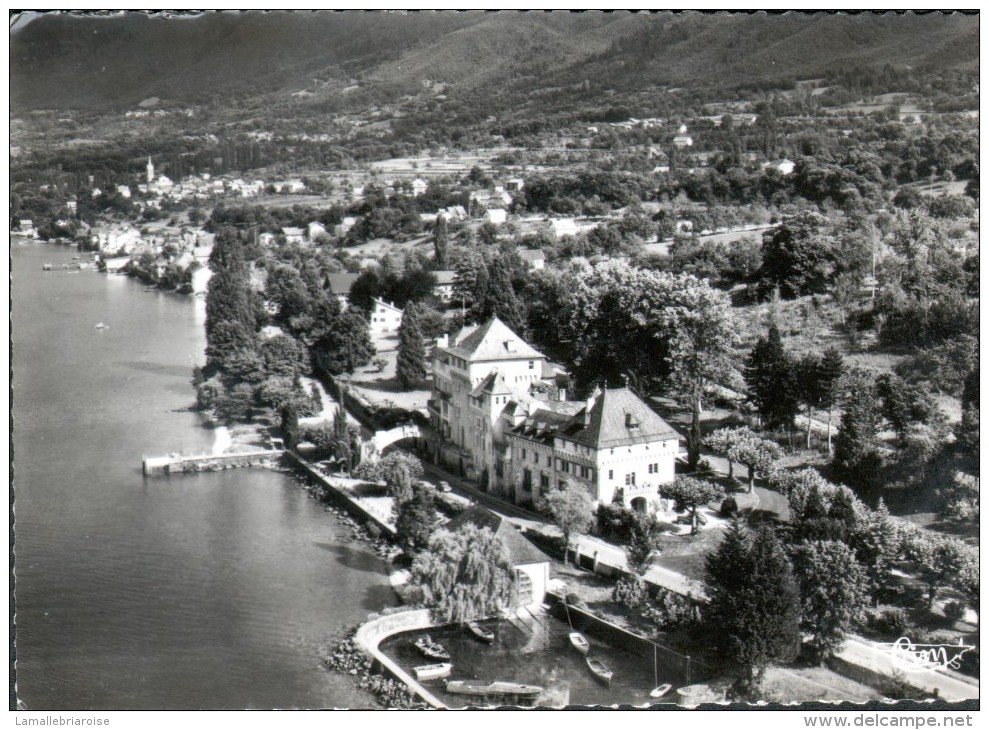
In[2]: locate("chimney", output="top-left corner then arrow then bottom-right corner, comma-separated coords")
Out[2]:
583,386 -> 600,428
436,334 -> 449,349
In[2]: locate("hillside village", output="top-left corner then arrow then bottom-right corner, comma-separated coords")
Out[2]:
10,10 -> 979,710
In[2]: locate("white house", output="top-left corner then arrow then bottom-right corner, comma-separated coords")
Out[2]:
432,269 -> 457,302
282,227 -> 305,245
307,221 -> 327,241
115,185 -> 132,199
518,249 -> 545,270
485,208 -> 508,226
548,218 -> 578,239
411,178 -> 429,197
369,298 -> 403,336
506,386 -> 680,512
762,158 -> 796,176
673,135 -> 693,147
334,216 -> 359,238
505,178 -> 525,192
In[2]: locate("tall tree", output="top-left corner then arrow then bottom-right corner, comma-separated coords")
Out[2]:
796,353 -> 823,449
704,521 -> 802,693
395,302 -> 427,390
745,324 -> 799,432
816,347 -> 845,454
411,524 -> 518,624
705,426 -> 758,481
832,371 -> 883,492
482,256 -> 526,334
790,540 -> 870,663
545,483 -> 594,565
434,215 -> 449,268
663,475 -> 724,533
395,485 -> 438,554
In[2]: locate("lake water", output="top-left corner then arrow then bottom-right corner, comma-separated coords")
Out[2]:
11,240 -> 397,710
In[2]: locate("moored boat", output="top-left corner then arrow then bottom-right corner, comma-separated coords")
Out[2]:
586,657 -> 613,686
444,680 -> 543,698
95,322 -> 109,330
467,621 -> 495,643
650,683 -> 673,699
568,631 -> 590,655
414,635 -> 451,661
414,662 -> 452,681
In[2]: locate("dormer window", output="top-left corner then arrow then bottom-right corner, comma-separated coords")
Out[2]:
625,412 -> 641,430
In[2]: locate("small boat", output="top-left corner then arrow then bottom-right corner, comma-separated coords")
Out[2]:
586,657 -> 613,686
568,631 -> 590,655
95,322 -> 109,330
467,621 -> 495,643
444,680 -> 543,699
42,263 -> 53,271
650,683 -> 673,699
414,635 -> 451,661
414,662 -> 452,681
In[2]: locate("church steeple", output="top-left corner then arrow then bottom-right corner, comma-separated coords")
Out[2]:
146,156 -> 154,183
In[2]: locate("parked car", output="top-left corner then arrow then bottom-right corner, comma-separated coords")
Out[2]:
438,481 -> 452,493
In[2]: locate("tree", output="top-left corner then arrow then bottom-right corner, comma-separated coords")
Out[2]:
411,524 -> 518,623
624,513 -> 662,576
903,533 -> 971,609
816,347 -> 845,454
380,452 -> 424,505
663,476 -> 724,533
706,426 -> 758,480
395,485 -> 438,554
482,257 -> 526,334
759,211 -> 837,298
434,215 -> 449,268
395,301 -> 426,390
331,406 -> 360,474
832,371 -> 883,492
259,333 -> 309,379
796,353 -> 823,449
663,275 -> 737,469
729,434 -> 784,492
544,483 -> 594,565
790,540 -> 870,663
745,324 -> 799,431
704,521 -> 801,693
954,554 -> 979,627
955,368 -> 978,466
312,308 -> 375,375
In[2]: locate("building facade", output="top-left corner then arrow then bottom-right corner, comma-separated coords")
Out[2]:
429,317 -> 681,511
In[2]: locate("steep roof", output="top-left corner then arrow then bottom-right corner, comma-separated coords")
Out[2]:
326,272 -> 360,295
510,405 -> 581,445
558,387 -> 681,449
518,248 -> 546,262
433,269 -> 457,286
445,317 -> 545,363
448,506 -> 550,567
469,369 -> 513,398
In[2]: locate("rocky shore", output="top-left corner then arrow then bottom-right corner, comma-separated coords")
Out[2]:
325,634 -> 427,710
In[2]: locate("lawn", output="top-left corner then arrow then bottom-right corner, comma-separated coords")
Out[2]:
348,330 -> 432,413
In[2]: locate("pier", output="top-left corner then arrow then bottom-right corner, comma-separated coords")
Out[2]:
142,449 -> 283,476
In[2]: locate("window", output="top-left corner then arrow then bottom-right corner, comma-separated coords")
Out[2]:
648,463 -> 659,474
533,453 -> 538,465
608,470 -> 613,480
523,468 -> 532,491
625,473 -> 636,486
528,360 -> 534,370
522,448 -> 527,460
540,474 -> 550,492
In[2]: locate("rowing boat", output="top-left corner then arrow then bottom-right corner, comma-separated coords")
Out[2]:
586,657 -> 613,685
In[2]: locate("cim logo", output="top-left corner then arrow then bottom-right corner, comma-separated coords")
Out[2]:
883,637 -> 976,674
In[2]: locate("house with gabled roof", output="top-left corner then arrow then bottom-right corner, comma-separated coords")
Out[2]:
326,272 -> 361,308
429,317 -> 549,487
447,505 -> 551,606
553,387 -> 680,511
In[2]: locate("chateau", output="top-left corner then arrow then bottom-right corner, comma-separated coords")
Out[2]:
428,317 -> 681,512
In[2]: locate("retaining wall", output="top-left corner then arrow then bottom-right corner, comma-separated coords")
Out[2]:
284,451 -> 396,537
354,609 -> 447,709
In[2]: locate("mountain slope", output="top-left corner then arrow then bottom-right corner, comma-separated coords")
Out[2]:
10,10 -> 979,113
